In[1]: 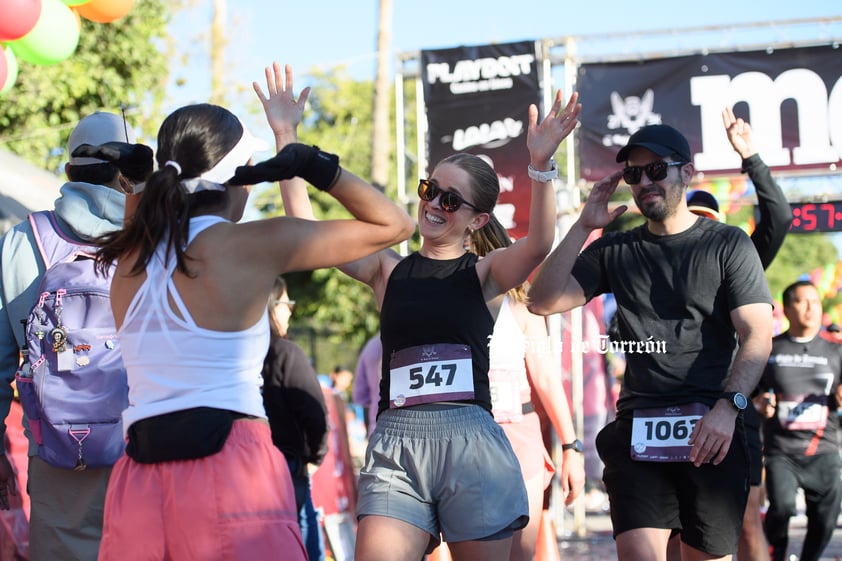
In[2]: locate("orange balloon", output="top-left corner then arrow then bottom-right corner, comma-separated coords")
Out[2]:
70,6 -> 80,29
76,0 -> 134,23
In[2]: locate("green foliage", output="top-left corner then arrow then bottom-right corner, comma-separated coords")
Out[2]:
254,67 -> 418,372
0,0 -> 172,167
765,233 -> 838,302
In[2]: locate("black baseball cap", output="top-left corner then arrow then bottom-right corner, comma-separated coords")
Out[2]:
616,124 -> 692,163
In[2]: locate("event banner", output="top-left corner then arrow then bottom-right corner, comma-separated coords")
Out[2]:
577,45 -> 842,181
421,40 -> 541,240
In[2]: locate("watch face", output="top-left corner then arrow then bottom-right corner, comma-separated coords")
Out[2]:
734,393 -> 748,410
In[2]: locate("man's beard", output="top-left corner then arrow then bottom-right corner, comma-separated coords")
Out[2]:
636,187 -> 671,222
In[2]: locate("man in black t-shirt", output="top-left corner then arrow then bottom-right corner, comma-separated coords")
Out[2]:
529,124 -> 774,561
759,280 -> 842,561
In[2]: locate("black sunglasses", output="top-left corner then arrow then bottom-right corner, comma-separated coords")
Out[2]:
418,179 -> 482,213
622,161 -> 686,185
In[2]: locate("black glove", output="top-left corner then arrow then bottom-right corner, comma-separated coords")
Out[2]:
229,143 -> 340,191
71,142 -> 154,184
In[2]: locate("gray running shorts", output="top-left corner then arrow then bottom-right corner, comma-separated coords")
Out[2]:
356,403 -> 528,547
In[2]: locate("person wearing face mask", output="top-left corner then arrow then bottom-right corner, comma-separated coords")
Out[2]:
528,124 -> 774,561
0,111 -> 146,561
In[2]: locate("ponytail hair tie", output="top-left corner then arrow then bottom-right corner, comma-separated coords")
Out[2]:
165,160 -> 182,176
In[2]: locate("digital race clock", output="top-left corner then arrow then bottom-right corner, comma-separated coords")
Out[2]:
789,202 -> 842,233
756,202 -> 842,233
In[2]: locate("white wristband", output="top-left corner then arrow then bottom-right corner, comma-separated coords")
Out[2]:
527,159 -> 558,182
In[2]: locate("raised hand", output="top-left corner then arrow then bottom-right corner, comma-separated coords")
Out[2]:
527,90 -> 581,166
253,62 -> 311,146
579,170 -> 627,230
721,107 -> 757,160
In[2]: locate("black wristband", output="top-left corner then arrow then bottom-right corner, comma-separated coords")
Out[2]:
228,143 -> 340,189
300,148 -> 340,192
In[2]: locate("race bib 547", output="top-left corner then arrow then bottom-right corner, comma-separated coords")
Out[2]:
389,344 -> 475,408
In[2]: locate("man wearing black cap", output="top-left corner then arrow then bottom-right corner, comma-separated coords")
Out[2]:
529,123 -> 774,561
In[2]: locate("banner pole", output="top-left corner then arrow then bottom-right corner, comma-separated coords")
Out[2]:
394,69 -> 409,257
563,35 -> 588,539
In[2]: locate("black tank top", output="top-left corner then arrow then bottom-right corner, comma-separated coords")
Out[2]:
377,252 -> 494,415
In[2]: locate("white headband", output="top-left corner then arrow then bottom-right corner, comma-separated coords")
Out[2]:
179,121 -> 268,194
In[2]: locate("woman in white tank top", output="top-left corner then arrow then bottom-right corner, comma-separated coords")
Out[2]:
472,213 -> 586,561
85,62 -> 414,561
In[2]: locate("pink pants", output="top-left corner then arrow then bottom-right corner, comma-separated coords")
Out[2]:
98,419 -> 306,561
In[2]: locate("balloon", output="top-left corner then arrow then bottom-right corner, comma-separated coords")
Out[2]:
9,0 -> 79,66
0,0 -> 42,42
62,0 -> 90,4
76,0 -> 134,23
0,47 -> 19,94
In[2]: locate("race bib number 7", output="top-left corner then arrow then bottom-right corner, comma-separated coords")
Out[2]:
631,403 -> 709,462
389,344 -> 475,408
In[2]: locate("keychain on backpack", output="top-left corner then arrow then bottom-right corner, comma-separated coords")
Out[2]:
51,327 -> 67,353
51,289 -> 76,372
69,426 -> 91,471
51,289 -> 67,352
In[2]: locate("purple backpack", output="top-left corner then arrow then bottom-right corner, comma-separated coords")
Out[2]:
15,211 -> 128,470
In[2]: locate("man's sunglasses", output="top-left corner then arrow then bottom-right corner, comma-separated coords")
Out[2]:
622,161 -> 686,185
418,179 -> 482,213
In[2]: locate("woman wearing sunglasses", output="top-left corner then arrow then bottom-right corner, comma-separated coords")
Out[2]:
253,62 -> 580,561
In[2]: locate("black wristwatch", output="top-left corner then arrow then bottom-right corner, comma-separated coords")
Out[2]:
561,439 -> 583,453
721,392 -> 748,411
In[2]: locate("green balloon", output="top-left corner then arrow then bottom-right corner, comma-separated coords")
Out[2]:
0,47 -> 19,94
62,0 -> 91,5
10,0 -> 79,66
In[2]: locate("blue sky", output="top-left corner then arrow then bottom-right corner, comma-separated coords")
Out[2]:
167,0 -> 842,117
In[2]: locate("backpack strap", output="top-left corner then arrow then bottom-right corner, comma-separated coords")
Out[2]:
28,211 -> 96,268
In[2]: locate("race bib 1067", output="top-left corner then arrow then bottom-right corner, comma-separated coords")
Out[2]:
630,403 -> 709,462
